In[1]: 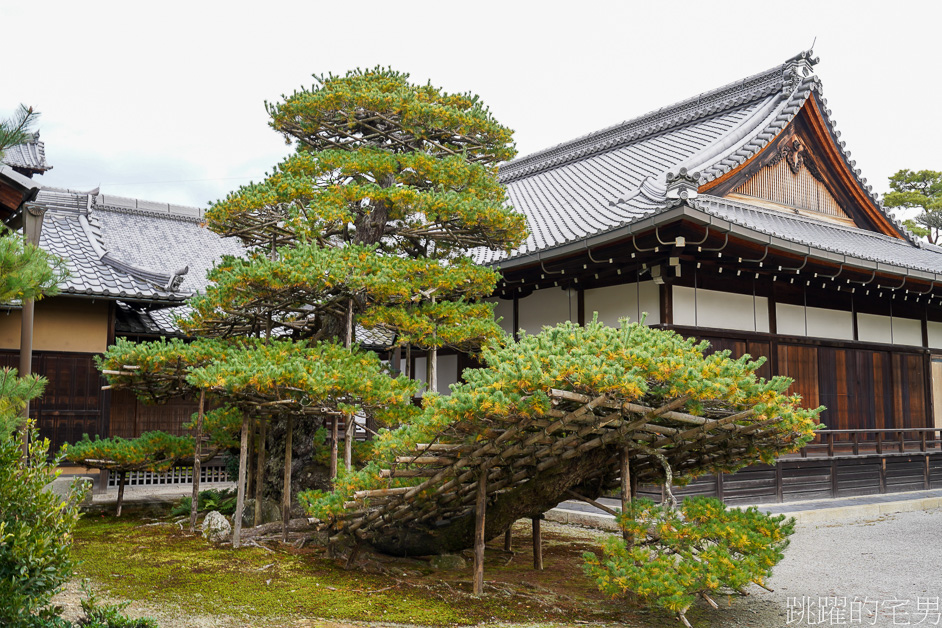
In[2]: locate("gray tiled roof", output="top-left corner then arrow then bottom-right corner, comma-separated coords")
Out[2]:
487,50 -> 919,269
693,195 -> 942,274
33,187 -> 247,304
94,193 -> 243,293
36,189 -> 189,303
0,132 -> 51,174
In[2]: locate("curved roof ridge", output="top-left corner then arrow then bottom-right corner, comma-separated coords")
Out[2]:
498,52 -> 818,185
95,192 -> 204,221
84,206 -> 190,291
0,131 -> 52,174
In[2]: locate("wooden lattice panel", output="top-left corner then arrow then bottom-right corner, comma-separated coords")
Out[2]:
734,157 -> 848,219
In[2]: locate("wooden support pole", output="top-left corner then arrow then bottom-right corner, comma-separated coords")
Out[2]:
115,471 -> 127,517
254,417 -> 267,527
246,416 -> 256,498
189,389 -> 205,534
473,474 -> 487,596
620,447 -> 631,545
282,415 -> 293,542
532,515 -> 543,571
330,416 -> 339,482
344,415 -> 354,471
504,527 -> 512,552
232,412 -> 250,548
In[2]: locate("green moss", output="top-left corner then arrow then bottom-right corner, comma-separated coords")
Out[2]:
73,518 -> 502,625
71,516 -> 654,626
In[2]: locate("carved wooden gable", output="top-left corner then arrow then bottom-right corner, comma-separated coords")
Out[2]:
732,135 -> 851,223
702,96 -> 901,237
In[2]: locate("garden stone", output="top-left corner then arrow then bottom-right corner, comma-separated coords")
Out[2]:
202,510 -> 231,543
430,554 -> 466,570
44,476 -> 93,507
241,498 -> 282,528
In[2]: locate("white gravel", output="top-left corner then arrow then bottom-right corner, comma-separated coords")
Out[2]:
700,507 -> 942,627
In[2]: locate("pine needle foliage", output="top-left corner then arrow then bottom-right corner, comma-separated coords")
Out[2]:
301,320 -> 820,521
192,67 -> 524,351
583,497 -> 794,627
0,104 -> 40,158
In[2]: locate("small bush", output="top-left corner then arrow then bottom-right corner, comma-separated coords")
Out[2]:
0,421 -> 86,624
170,488 -> 238,517
583,496 -> 794,627
78,581 -> 159,628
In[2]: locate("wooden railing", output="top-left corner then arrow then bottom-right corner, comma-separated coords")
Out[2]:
789,428 -> 942,459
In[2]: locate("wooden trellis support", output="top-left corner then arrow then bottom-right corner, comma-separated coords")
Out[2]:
532,515 -> 543,571
327,386 -> 811,555
473,473 -> 487,596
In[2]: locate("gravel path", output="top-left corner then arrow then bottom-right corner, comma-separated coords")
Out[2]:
703,507 -> 942,627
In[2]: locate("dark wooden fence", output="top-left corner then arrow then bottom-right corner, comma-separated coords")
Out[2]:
636,428 -> 942,505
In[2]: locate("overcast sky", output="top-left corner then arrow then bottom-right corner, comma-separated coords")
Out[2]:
2,0 -> 939,212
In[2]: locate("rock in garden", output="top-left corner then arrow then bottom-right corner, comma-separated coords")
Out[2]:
430,554 -> 467,570
202,510 -> 231,543
44,476 -> 93,507
241,498 -> 282,528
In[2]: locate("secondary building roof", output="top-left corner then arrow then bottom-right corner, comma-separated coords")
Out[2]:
31,188 -> 243,305
0,132 -> 51,176
487,50 -> 934,280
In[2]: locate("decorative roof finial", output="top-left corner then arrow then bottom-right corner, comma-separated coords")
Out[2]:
664,168 -> 700,206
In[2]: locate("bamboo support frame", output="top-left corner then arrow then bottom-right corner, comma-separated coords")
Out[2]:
332,388 -> 808,546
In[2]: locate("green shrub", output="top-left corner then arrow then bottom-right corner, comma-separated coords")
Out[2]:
170,488 -> 238,517
78,581 -> 159,628
583,496 -> 794,627
0,421 -> 86,624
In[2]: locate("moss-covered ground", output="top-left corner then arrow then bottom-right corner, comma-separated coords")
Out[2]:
69,514 -> 681,627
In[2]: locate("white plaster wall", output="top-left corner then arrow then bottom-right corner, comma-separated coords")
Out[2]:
583,280 -> 661,327
928,321 -> 942,349
517,287 -> 574,335
413,356 -> 427,396
776,303 -> 807,336
486,297 -> 514,335
582,282 -> 651,327
806,306 -> 853,340
672,286 -> 769,332
776,303 -> 853,340
892,317 -> 923,347
638,281 -> 660,325
857,313 -> 892,344
438,354 -> 459,395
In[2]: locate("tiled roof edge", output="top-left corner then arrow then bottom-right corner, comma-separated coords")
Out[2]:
496,55 -> 819,185
692,195 -> 935,273
95,193 -> 204,222
0,132 -> 52,173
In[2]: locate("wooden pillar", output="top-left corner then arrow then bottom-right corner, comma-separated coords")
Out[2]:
532,515 -> 543,570
232,412 -> 250,548
344,415 -> 354,470
189,389 -> 205,534
473,474 -> 487,596
282,415 -> 293,542
115,470 -> 127,517
330,416 -> 339,482
503,527 -> 512,552
254,417 -> 267,527
620,447 -> 631,545
18,203 -> 45,456
659,281 -> 673,326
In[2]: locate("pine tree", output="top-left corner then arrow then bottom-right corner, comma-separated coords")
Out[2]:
98,68 -> 525,544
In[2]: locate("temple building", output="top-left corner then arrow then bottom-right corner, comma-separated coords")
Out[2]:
481,50 -> 942,439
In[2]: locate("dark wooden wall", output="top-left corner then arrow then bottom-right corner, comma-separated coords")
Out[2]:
684,330 -> 932,434
108,388 -> 199,438
0,350 -> 109,453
